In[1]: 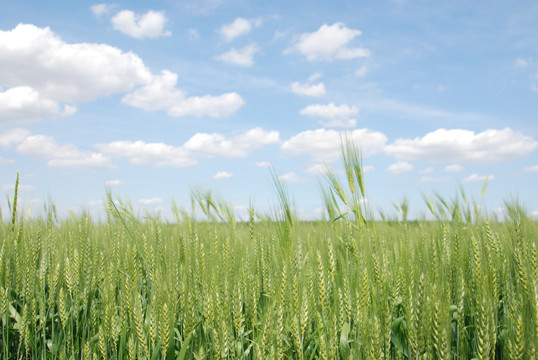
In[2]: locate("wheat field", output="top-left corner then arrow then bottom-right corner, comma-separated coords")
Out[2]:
0,145 -> 536,359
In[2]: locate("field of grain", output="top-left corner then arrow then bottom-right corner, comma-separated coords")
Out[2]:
0,147 -> 536,359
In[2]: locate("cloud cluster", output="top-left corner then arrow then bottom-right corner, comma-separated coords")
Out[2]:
1,127 -> 279,169
214,171 -> 233,179
219,17 -> 261,42
281,128 -> 387,162
386,161 -> 413,175
462,174 -> 494,183
216,44 -> 259,67
111,10 -> 171,39
287,23 -> 370,61
123,70 -> 244,117
385,128 -> 537,164
0,24 -> 152,121
291,82 -> 326,97
0,24 -> 244,123
300,102 -> 358,127
0,128 -> 113,168
97,128 -> 280,167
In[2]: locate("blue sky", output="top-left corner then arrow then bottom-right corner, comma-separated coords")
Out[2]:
1,0 -> 537,220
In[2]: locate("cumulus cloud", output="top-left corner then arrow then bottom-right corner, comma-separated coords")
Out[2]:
523,165 -> 538,173
300,102 -> 358,127
444,164 -> 463,172
386,161 -> 413,174
111,10 -> 171,39
0,128 -> 112,168
0,24 -> 152,103
97,128 -> 280,167
279,172 -> 307,183
291,82 -> 326,97
0,86 -> 75,122
123,70 -> 245,117
219,17 -> 261,42
300,103 -> 358,119
95,140 -> 194,167
304,164 -> 325,175
0,23 -> 153,121
281,128 -> 387,163
287,22 -> 370,61
0,24 -> 241,122
214,171 -> 233,179
216,44 -> 259,66
0,128 -> 31,148
385,128 -> 537,164
16,134 -> 113,168
90,4 -> 115,18
462,174 -> 494,183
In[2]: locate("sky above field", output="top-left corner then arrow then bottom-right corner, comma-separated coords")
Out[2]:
1,0 -> 537,221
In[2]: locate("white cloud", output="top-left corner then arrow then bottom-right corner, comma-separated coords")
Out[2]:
1,128 -> 112,168
530,210 -> 538,219
214,171 -> 233,179
363,165 -> 375,173
216,44 -> 259,67
444,164 -> 463,172
96,140 -> 194,167
437,85 -> 448,92
419,167 -> 434,174
104,179 -> 123,186
122,70 -> 245,117
281,128 -> 387,163
111,10 -> 171,39
385,128 -> 537,164
219,17 -> 261,42
0,86 -> 75,122
90,4 -> 115,18
291,82 -> 326,97
462,174 -> 494,183
16,134 -> 113,168
287,22 -> 370,61
355,65 -> 369,77
183,128 -> 279,157
305,164 -> 325,175
97,128 -> 279,167
279,172 -> 307,183
300,102 -> 358,119
523,165 -> 538,173
0,128 -> 31,148
300,102 -> 358,127
420,176 -> 451,183
138,198 -> 163,205
0,23 -> 152,121
255,161 -> 272,168
386,161 -> 413,174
